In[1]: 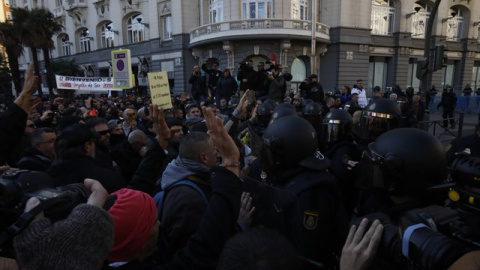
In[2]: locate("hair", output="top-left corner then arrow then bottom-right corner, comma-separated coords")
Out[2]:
165,118 -> 184,129
186,104 -> 199,114
55,124 -> 94,159
31,127 -> 56,145
85,118 -> 108,130
127,129 -> 147,145
179,132 -> 211,162
217,226 -> 300,270
64,107 -> 80,116
343,86 -> 351,94
357,79 -> 363,83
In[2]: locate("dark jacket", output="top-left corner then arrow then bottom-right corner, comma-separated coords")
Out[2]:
160,158 -> 212,259
215,76 -> 237,100
201,64 -> 222,90
266,75 -> 286,102
47,156 -> 125,193
300,81 -> 325,103
111,141 -> 143,183
104,166 -> 242,270
17,146 -> 52,172
188,74 -> 207,99
446,134 -> 480,165
0,103 -> 28,166
237,66 -> 256,91
437,92 -> 457,110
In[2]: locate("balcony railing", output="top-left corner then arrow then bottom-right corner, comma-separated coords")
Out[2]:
53,6 -> 65,18
65,0 -> 87,11
190,19 -> 330,44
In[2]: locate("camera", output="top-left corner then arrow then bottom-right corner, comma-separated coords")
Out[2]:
0,170 -> 90,233
355,210 -> 472,270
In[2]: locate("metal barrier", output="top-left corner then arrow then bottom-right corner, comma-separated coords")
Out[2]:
418,112 -> 464,140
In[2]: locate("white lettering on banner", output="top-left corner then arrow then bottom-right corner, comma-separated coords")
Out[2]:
55,75 -> 121,91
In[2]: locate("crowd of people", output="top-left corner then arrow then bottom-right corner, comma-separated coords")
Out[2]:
0,62 -> 479,270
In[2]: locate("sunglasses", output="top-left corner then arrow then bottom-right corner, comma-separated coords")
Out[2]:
97,130 -> 110,136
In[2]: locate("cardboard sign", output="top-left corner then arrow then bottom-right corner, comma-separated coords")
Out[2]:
148,71 -> 172,110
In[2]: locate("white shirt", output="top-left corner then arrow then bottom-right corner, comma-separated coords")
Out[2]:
351,88 -> 367,108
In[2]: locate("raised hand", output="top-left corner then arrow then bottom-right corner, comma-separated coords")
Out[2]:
237,192 -> 255,229
150,104 -> 171,149
14,63 -> 41,113
202,106 -> 240,176
340,218 -> 383,270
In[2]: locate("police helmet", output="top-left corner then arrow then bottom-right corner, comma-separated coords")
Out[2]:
256,102 -> 275,128
262,116 -> 329,178
367,128 -> 446,195
302,102 -> 322,116
270,107 -> 297,125
274,102 -> 296,114
357,98 -> 401,143
322,109 -> 353,143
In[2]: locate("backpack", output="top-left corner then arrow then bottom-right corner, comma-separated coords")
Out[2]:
153,179 -> 208,220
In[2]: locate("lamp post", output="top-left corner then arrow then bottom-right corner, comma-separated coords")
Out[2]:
420,0 -> 442,103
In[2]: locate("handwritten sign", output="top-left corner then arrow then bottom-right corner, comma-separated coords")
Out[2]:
148,71 -> 172,110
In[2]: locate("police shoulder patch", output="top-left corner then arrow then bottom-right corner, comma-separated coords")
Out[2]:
303,210 -> 319,230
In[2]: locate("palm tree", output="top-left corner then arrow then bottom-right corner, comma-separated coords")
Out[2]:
32,8 -> 63,97
51,58 -> 82,98
11,7 -> 63,98
0,21 -> 23,95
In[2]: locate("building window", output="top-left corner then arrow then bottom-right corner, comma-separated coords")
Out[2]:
209,0 -> 223,23
443,61 -> 456,90
127,14 -> 145,44
410,2 -> 430,39
371,0 -> 395,35
101,22 -> 115,48
368,56 -> 389,93
61,34 -> 71,56
162,16 -> 172,40
80,29 -> 91,53
292,0 -> 308,20
446,8 -> 463,41
407,58 -> 421,91
472,63 -> 480,90
242,0 -> 273,19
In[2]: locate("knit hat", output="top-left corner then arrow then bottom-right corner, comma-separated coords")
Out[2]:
14,204 -> 114,270
107,188 -> 157,263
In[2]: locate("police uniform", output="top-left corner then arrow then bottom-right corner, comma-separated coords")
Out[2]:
446,133 -> 480,165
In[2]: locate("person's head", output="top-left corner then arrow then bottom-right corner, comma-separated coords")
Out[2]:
186,104 -> 201,118
389,93 -> 398,101
217,226 -> 300,270
172,107 -> 184,120
309,74 -> 318,83
366,128 -> 446,198
31,127 -> 57,159
302,101 -> 322,129
137,107 -> 148,121
356,79 -> 364,89
262,115 -> 329,182
165,118 -> 184,144
357,99 -> 401,144
127,129 -> 148,155
247,59 -> 253,68
108,119 -> 123,135
55,124 -> 96,159
257,62 -> 265,71
412,94 -> 421,103
342,85 -> 351,95
213,61 -> 220,70
334,97 -> 342,107
193,65 -> 201,75
445,84 -> 453,93
222,68 -> 231,77
86,118 -> 110,148
351,93 -> 359,102
179,131 -> 217,167
123,108 -> 137,123
106,188 -> 159,263
326,97 -> 335,107
220,98 -> 228,108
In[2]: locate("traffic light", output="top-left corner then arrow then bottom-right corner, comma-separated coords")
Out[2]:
434,45 -> 446,71
416,59 -> 429,80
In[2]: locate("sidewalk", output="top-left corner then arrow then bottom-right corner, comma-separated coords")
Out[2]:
422,96 -> 479,145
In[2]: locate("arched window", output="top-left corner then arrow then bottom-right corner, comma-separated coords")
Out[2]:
127,14 -> 145,44
446,8 -> 463,41
291,58 -> 307,94
101,22 -> 115,48
371,0 -> 395,35
242,0 -> 273,19
61,34 -> 71,56
80,29 -> 92,53
209,0 -> 223,23
411,2 -> 430,39
292,0 -> 308,20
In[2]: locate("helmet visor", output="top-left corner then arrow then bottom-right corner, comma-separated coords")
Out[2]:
358,114 -> 398,142
323,121 -> 347,143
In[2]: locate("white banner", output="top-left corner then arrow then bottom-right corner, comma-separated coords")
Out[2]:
55,75 -> 122,92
